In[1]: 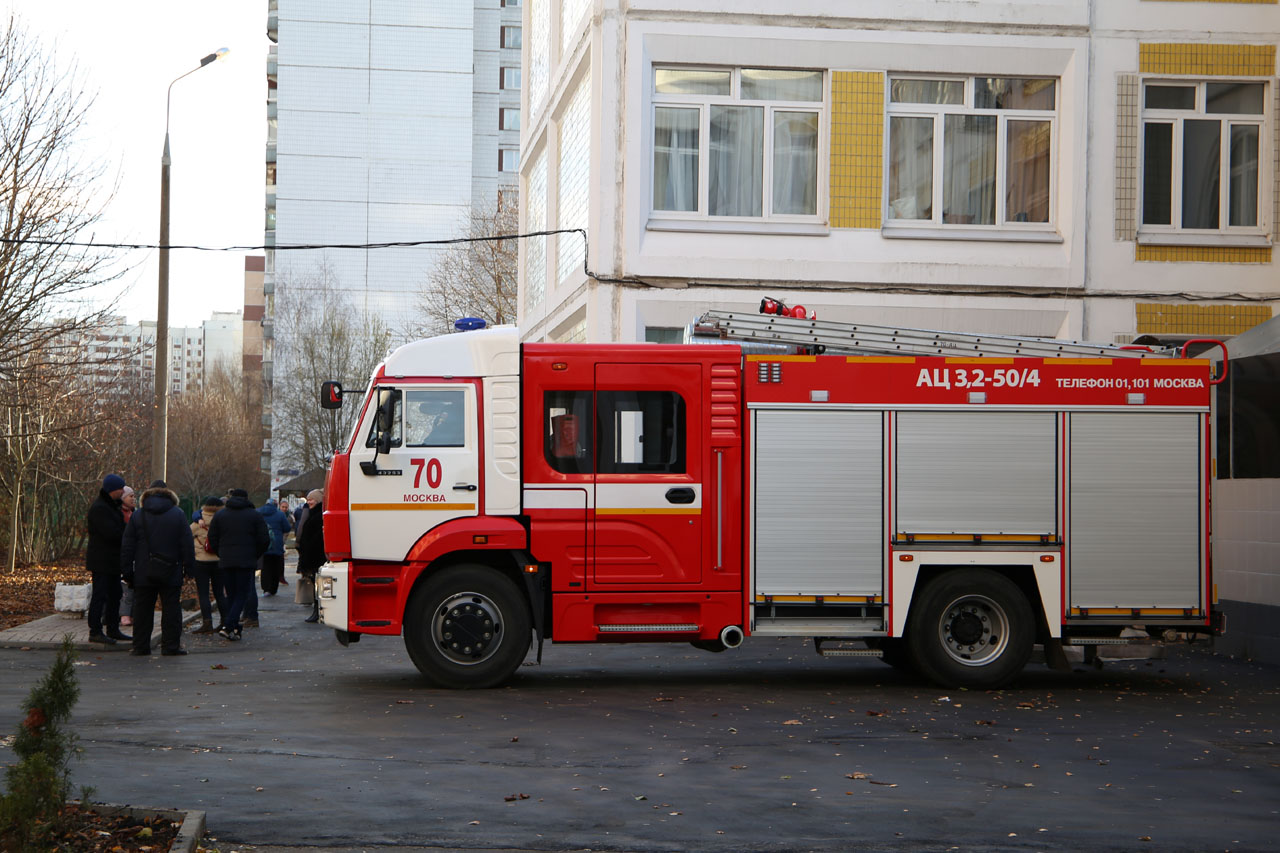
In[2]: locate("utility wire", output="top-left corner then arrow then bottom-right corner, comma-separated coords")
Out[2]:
0,228 -> 655,287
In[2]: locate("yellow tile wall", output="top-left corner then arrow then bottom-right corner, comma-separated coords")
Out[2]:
830,71 -> 884,229
1136,303 -> 1273,336
1136,245 -> 1273,263
1139,43 -> 1276,76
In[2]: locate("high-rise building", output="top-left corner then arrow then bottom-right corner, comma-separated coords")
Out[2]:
263,0 -> 521,483
265,0 -> 520,319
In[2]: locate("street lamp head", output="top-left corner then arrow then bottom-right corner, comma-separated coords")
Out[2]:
200,47 -> 231,67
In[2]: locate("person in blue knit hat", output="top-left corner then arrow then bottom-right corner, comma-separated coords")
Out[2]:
86,474 -> 132,645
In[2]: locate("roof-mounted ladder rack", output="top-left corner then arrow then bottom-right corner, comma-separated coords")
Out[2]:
695,310 -> 1179,360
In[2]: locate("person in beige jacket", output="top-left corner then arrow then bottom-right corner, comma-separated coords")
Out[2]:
189,496 -> 227,633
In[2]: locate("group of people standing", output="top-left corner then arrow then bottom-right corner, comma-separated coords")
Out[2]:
85,474 -> 327,657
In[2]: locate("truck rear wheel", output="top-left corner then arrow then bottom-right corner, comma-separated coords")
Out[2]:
404,565 -> 531,689
906,569 -> 1033,689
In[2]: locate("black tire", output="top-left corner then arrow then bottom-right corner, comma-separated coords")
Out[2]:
403,565 -> 531,689
906,569 -> 1033,689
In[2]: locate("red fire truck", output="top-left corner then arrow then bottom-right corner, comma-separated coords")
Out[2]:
314,309 -> 1224,689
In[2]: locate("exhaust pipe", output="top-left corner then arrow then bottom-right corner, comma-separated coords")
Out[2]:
719,625 -> 745,649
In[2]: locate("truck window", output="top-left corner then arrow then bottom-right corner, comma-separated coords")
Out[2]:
597,390 -> 685,474
364,389 -> 403,448
545,390 -> 593,474
405,389 -> 466,447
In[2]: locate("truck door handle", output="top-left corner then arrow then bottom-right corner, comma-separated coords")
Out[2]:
453,483 -> 478,491
665,488 -> 695,504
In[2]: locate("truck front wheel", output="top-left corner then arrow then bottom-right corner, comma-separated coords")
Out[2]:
404,565 -> 532,689
906,569 -> 1033,689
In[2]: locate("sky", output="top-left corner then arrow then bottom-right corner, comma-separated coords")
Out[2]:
3,1 -> 269,327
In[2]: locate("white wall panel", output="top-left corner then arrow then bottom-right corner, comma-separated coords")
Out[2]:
277,110 -> 366,158
277,156 -> 368,203
372,0 -> 473,29
280,21 -> 370,67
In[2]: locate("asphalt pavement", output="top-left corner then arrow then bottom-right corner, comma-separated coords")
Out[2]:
1,586 -> 1278,853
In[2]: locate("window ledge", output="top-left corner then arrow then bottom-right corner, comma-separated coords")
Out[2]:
1136,231 -> 1271,248
881,225 -> 1063,244
647,217 -> 829,237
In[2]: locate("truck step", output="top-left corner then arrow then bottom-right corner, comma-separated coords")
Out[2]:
753,617 -> 884,637
816,647 -> 884,658
1064,636 -> 1153,646
596,623 -> 699,634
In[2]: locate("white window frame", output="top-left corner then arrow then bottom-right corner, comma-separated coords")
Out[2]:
1138,78 -> 1270,247
648,65 -> 828,230
883,75 -> 1059,239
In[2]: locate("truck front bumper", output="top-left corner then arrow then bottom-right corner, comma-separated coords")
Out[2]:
316,561 -> 349,632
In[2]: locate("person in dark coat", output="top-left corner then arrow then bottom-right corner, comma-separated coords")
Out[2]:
86,474 -> 131,644
208,488 -> 269,640
257,499 -> 293,596
121,480 -> 195,656
296,489 -> 326,623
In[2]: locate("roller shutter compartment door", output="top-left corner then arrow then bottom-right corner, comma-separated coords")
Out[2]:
753,410 -> 883,596
1068,412 -> 1201,608
895,411 -> 1057,536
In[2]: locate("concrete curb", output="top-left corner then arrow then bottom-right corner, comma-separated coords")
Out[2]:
85,802 -> 206,853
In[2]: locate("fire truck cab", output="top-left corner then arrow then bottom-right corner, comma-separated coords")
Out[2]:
317,317 -> 1219,690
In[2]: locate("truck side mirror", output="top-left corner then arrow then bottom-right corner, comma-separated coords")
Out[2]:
320,381 -> 344,409
376,389 -> 398,432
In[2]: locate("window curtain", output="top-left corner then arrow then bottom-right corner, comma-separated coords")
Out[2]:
654,107 -> 699,211
943,114 -> 996,225
888,116 -> 934,220
1005,120 -> 1051,223
772,111 -> 818,215
709,105 -> 763,217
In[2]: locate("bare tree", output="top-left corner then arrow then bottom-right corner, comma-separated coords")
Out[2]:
0,14 -> 121,380
407,197 -> 519,339
167,360 -> 269,503
273,261 -> 393,473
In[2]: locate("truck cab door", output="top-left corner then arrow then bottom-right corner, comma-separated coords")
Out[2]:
347,383 -> 480,562
591,363 -> 703,587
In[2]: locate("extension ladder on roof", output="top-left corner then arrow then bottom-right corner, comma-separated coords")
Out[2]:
694,310 -> 1180,360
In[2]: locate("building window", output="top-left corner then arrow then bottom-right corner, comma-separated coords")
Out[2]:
886,76 -> 1057,227
645,327 -> 684,344
1141,81 -> 1265,232
500,67 -> 520,90
651,66 -> 823,219
501,26 -> 521,49
499,148 -> 518,172
501,0 -> 521,6
500,108 -> 520,131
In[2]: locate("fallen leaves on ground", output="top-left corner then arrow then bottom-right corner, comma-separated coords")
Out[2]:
0,563 -> 202,632
0,804 -> 181,852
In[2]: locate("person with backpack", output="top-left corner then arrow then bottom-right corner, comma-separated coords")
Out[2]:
120,480 -> 195,656
207,488 -> 269,641
257,499 -> 293,596
189,496 -> 226,634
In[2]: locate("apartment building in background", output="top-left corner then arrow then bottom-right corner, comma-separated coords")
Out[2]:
518,0 -> 1280,662
263,0 -> 522,486
86,310 -> 244,395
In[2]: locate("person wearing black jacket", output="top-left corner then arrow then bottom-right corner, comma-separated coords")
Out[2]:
86,474 -> 132,644
121,480 -> 195,656
296,489 -> 326,623
208,488 -> 269,641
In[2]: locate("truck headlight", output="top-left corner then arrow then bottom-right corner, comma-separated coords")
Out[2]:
319,576 -> 335,598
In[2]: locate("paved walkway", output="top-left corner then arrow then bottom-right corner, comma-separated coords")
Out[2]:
0,609 -> 201,651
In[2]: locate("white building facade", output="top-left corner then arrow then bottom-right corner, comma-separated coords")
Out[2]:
519,0 -> 1278,346
87,314 -> 241,395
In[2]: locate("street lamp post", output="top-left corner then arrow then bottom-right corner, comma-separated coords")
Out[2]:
152,48 -> 229,483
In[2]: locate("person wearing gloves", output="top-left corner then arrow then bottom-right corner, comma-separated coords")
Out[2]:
208,488 -> 269,641
120,480 -> 195,656
86,474 -> 131,645
189,496 -> 227,634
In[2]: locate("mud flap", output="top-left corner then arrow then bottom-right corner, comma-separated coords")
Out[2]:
514,551 -> 546,664
1043,638 -> 1071,671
